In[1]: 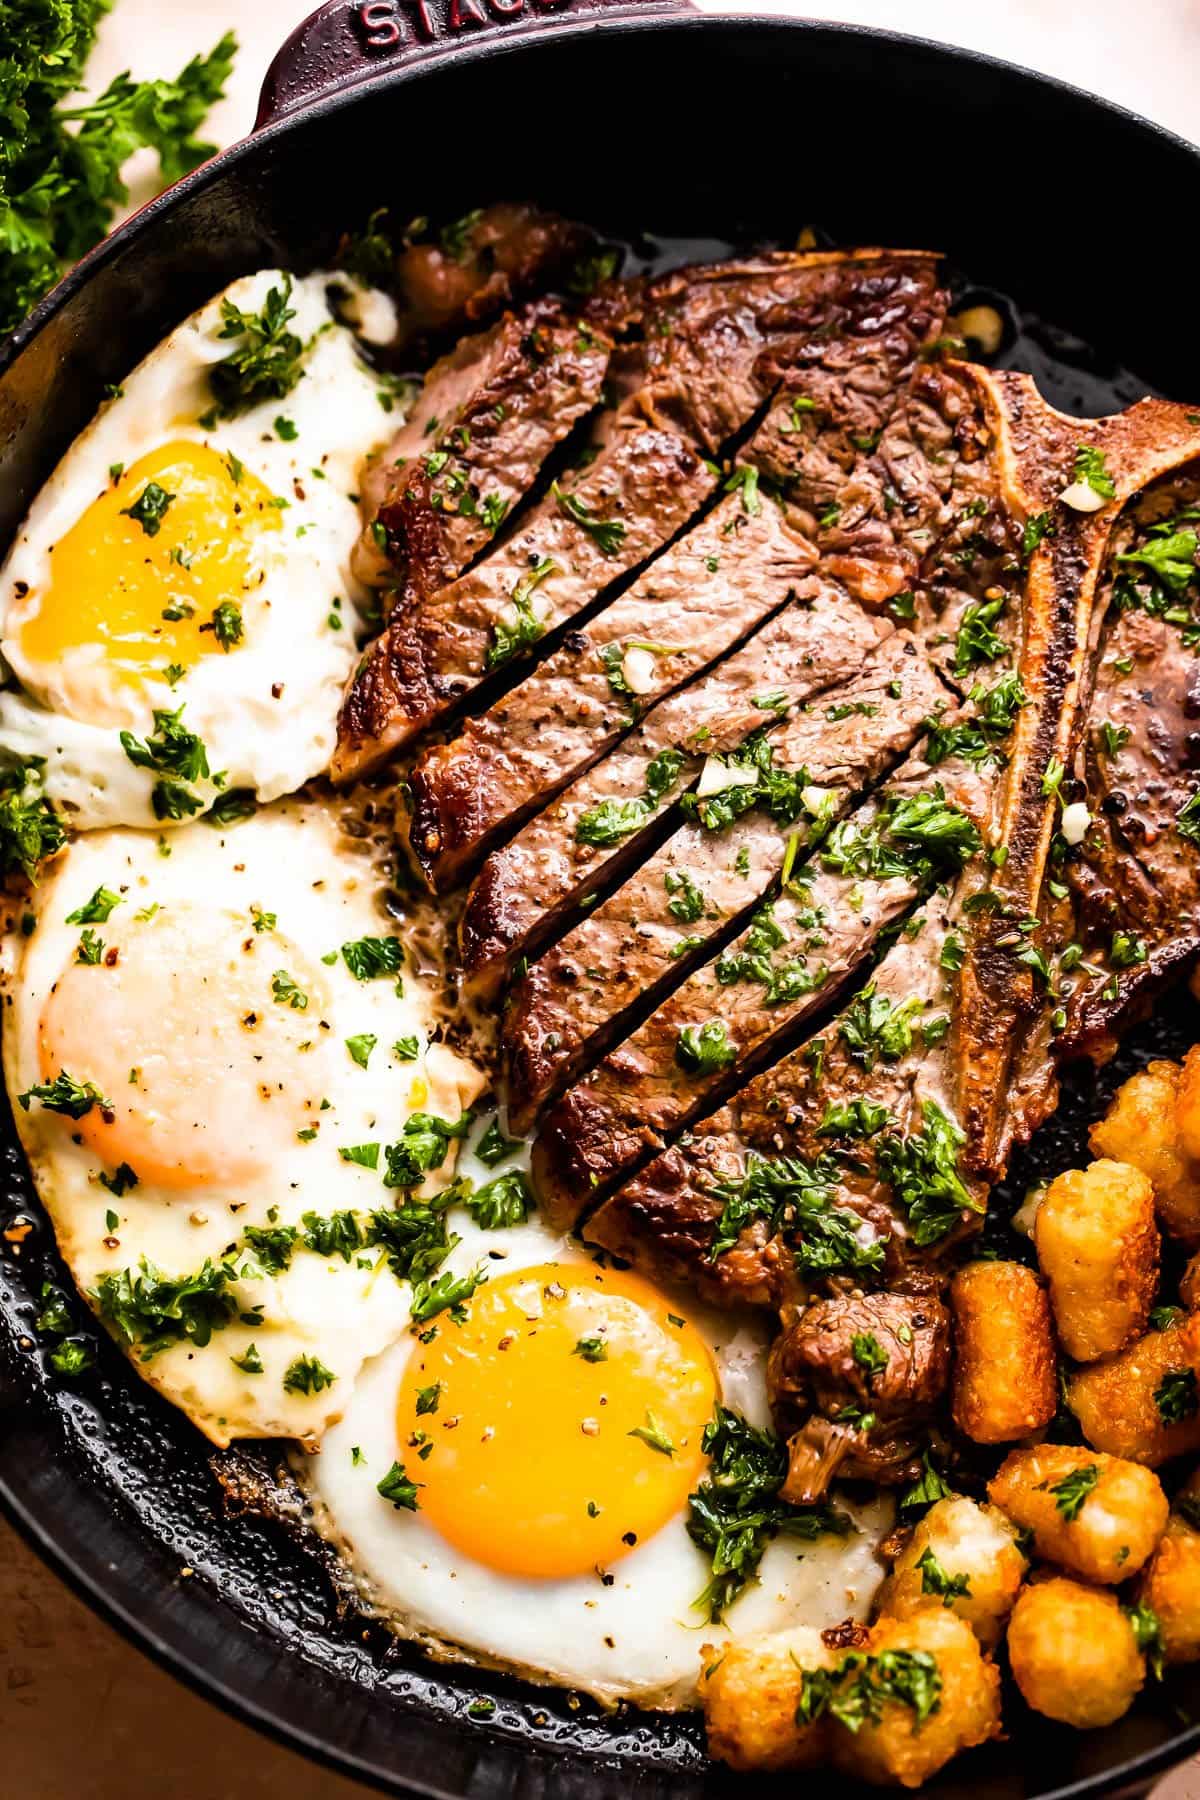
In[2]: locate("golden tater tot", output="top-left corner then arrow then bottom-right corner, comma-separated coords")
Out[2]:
699,1625 -> 833,1771
1182,1251 -> 1200,1312
1068,1315 -> 1200,1466
1034,1160 -> 1158,1360
1090,1059 -> 1200,1246
828,1608 -> 1001,1789
878,1496 -> 1028,1649
988,1444 -> 1168,1582
1176,1045 -> 1200,1162
950,1261 -> 1056,1443
1136,1469 -> 1200,1664
1006,1577 -> 1144,1727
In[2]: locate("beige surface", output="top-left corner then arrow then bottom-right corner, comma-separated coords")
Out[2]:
0,1515 -> 373,1799
6,1 -> 1200,1796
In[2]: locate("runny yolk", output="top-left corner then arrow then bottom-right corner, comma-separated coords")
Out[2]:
394,1262 -> 717,1579
17,440 -> 281,682
37,904 -> 330,1189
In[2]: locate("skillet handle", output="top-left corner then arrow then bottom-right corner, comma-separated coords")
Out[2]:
255,0 -> 696,128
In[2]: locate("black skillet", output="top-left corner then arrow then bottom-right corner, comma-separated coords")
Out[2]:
2,3 -> 1200,1794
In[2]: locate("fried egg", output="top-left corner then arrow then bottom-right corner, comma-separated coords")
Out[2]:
304,1219 -> 891,1708
0,271 -> 394,829
2,798 -> 485,1443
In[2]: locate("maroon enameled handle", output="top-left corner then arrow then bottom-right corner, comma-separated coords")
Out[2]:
255,0 -> 696,129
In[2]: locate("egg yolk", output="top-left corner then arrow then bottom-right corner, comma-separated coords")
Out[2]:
394,1262 -> 717,1579
17,441 -> 281,684
37,904 -> 330,1189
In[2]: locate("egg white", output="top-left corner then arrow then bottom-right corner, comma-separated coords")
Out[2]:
303,1222 -> 891,1710
0,270 -> 395,830
2,798 -> 486,1443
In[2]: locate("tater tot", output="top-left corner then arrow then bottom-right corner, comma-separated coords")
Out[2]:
1034,1160 -> 1159,1360
828,1608 -> 1001,1789
988,1444 -> 1168,1582
950,1261 -> 1056,1443
878,1496 -> 1028,1649
1006,1577 -> 1144,1727
1090,1059 -> 1200,1246
1136,1470 -> 1200,1664
1176,1045 -> 1200,1162
699,1625 -> 833,1770
1068,1315 -> 1200,1466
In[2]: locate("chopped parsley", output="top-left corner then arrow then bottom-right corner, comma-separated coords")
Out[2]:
916,1546 -> 971,1606
464,1168 -> 531,1230
376,1461 -> 421,1510
203,599 -> 244,652
1154,1368 -> 1198,1426
341,935 -> 403,981
1072,444 -> 1116,500
707,1152 -> 885,1278
628,1411 -> 676,1456
94,1255 -> 242,1356
120,480 -> 175,537
485,556 -> 557,670
875,1101 -> 981,1246
474,1120 -> 522,1166
120,705 -> 211,820
552,482 -> 626,555
798,1649 -> 942,1732
382,1111 -> 472,1189
1125,1601 -> 1166,1679
65,886 -> 121,925
19,1071 -> 108,1118
345,1033 -> 377,1069
575,747 -> 684,847
271,969 -> 307,1010
209,276 -> 306,418
1041,1462 -> 1100,1522
686,1406 -> 852,1620
282,1354 -> 336,1395
675,1017 -> 737,1075
574,1336 -> 608,1363
952,595 -> 1007,677
0,760 -> 67,882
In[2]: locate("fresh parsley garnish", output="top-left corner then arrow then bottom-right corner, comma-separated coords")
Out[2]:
1041,1462 -> 1100,1522
686,1407 -> 852,1620
19,1071 -> 108,1118
485,557 -> 556,670
209,276 -> 306,417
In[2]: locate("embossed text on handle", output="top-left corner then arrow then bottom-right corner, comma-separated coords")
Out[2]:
356,0 -> 571,50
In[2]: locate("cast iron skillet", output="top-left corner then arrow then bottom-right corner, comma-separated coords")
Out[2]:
2,4 -> 1200,1794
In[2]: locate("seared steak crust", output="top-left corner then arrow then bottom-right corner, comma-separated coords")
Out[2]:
350,298 -> 611,598
527,639 -> 953,1211
458,576 -> 888,998
405,253 -> 947,889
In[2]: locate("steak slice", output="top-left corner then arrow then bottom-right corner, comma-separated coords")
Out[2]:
506,631 -> 950,1135
531,737 -> 988,1224
956,390 -> 1200,1173
406,255 -> 946,890
350,297 -> 611,595
336,250 -> 943,784
584,878 -> 967,1307
406,486 -> 815,889
458,575 -> 888,999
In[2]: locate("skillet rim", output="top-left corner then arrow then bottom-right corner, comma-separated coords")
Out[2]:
2,10 -> 1200,1795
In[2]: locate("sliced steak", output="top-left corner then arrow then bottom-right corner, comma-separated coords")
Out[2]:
458,575 -> 888,999
1060,467 -> 1200,1057
507,631 -> 949,1135
350,298 -> 611,596
406,255 -> 947,889
583,879 -> 967,1304
532,737 -> 987,1224
337,250 -> 943,785
407,486 -> 815,889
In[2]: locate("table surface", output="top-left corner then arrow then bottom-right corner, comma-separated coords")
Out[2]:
4,3 -> 1200,1795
